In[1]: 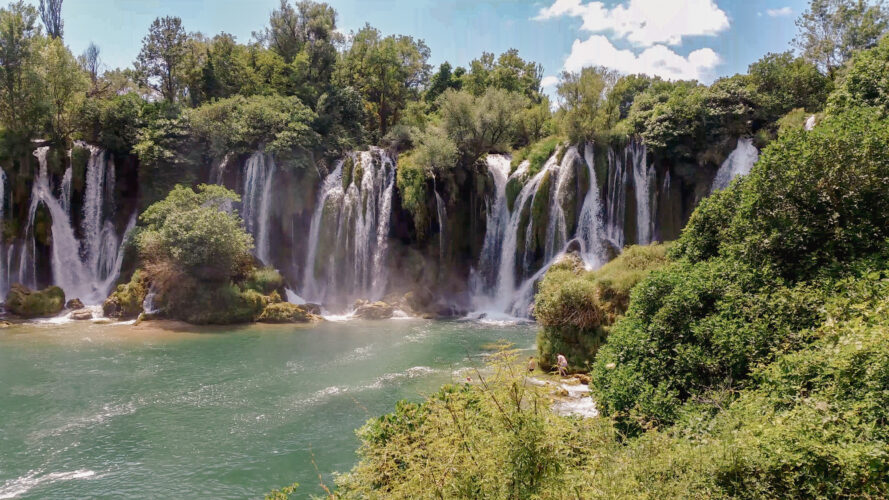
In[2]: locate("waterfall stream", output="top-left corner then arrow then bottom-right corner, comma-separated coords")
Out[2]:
4,146 -> 135,305
301,148 -> 395,309
711,138 -> 759,192
242,152 -> 276,265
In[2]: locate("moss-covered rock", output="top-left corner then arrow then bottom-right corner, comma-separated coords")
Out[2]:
65,298 -> 85,310
5,284 -> 65,318
103,270 -> 148,320
258,302 -> 315,323
165,285 -> 269,325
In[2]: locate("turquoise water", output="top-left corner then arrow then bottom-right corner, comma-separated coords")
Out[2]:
0,318 -> 536,499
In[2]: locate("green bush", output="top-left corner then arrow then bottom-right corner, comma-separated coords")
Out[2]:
258,302 -> 313,323
510,135 -> 560,176
244,267 -> 284,295
534,244 -> 670,371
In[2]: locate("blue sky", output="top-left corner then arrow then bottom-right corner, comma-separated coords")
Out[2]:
29,0 -> 809,93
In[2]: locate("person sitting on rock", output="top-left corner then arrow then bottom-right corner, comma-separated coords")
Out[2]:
556,353 -> 568,377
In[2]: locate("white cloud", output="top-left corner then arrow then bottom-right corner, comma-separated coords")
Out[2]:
564,35 -> 721,81
534,0 -> 729,47
766,6 -> 793,17
540,75 -> 560,88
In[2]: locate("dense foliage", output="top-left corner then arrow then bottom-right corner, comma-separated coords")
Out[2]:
338,7 -> 889,497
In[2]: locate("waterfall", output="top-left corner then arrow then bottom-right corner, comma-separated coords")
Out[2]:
471,144 -> 613,317
630,141 -> 655,245
12,146 -> 135,305
301,148 -> 395,309
433,182 -> 447,265
472,155 -> 511,297
59,166 -> 72,215
604,146 -> 628,249
805,115 -> 816,131
577,143 -> 605,269
242,152 -> 276,265
208,153 -> 231,185
711,138 -> 759,193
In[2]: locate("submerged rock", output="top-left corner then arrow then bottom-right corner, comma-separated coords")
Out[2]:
353,301 -> 394,320
66,298 -> 85,310
5,284 -> 65,318
70,309 -> 93,320
258,302 -> 315,323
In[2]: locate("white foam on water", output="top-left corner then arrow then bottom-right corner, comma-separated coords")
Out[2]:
0,469 -> 97,499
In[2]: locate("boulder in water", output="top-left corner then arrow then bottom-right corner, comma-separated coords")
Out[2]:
70,309 -> 93,320
302,303 -> 322,315
258,302 -> 316,323
353,301 -> 394,320
66,298 -> 85,310
5,284 -> 65,318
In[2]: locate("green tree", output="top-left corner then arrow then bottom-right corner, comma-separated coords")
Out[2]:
136,16 -> 188,101
337,24 -> 430,139
556,66 -> 618,143
747,51 -> 832,122
40,37 -> 87,141
436,87 -> 526,164
462,49 -> 543,101
794,0 -> 889,74
828,35 -> 889,113
424,61 -> 463,107
0,1 -> 42,137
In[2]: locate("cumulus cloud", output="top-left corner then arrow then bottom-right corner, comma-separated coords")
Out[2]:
534,0 -> 729,47
564,35 -> 721,81
766,6 -> 793,17
540,75 -> 560,88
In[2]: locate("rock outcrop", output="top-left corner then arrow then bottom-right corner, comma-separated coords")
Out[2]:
5,284 -> 65,318
258,302 -> 317,323
353,300 -> 394,320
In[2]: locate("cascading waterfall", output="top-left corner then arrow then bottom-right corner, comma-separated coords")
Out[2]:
604,146 -> 628,249
242,152 -> 276,265
471,155 -> 511,298
711,138 -> 759,192
577,143 -> 606,268
473,147 -> 608,317
301,148 -> 395,309
630,141 -> 655,245
9,146 -> 135,305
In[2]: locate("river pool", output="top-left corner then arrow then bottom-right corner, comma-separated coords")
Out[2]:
0,318 -> 535,499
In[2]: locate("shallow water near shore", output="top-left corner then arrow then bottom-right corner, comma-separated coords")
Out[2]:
0,318 -> 536,499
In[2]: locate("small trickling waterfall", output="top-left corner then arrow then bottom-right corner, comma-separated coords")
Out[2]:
711,138 -> 759,193
434,183 -> 447,265
59,165 -> 72,214
604,146 -> 628,249
242,152 -> 276,265
301,148 -> 396,309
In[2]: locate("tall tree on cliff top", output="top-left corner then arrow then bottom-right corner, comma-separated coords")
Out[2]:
0,1 -> 41,137
254,0 -> 341,103
38,0 -> 62,39
794,0 -> 889,74
337,24 -> 430,139
136,16 -> 187,102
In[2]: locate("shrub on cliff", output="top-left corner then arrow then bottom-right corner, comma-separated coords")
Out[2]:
534,244 -> 669,371
593,109 -> 889,430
